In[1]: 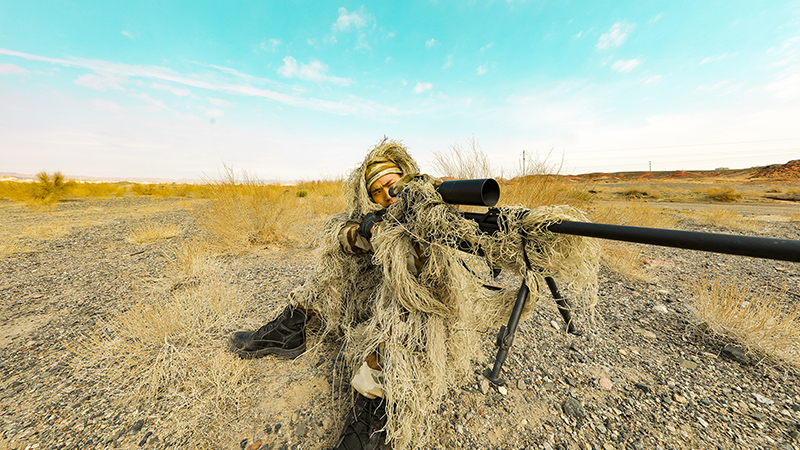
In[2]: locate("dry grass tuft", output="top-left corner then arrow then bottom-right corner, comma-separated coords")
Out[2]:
685,207 -> 761,232
705,186 -> 743,202
194,166 -> 302,253
64,242 -> 257,447
600,243 -> 658,282
432,136 -> 494,179
619,185 -> 662,200
690,274 -> 800,368
126,221 -> 181,244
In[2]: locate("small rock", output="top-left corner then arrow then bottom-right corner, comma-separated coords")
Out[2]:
551,320 -> 561,331
498,386 -> 508,395
564,376 -> 579,387
599,378 -> 613,391
634,383 -> 651,394
697,417 -> 709,428
128,419 -> 144,435
480,378 -> 490,395
456,424 -> 464,435
517,379 -> 527,390
721,345 -> 750,365
562,398 -> 586,420
653,305 -> 668,314
672,393 -> 688,403
246,440 -> 263,450
679,359 -> 698,370
633,328 -> 657,339
754,393 -> 774,405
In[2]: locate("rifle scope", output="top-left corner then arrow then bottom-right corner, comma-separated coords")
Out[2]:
435,178 -> 500,207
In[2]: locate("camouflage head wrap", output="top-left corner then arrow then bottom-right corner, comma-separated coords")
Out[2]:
365,157 -> 403,191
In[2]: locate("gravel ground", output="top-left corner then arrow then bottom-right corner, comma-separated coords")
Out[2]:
1,196 -> 799,450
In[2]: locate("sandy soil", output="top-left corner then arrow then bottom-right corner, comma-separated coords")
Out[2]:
1,194 -> 799,450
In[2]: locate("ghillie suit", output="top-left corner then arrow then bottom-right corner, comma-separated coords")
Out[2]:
292,138 -> 600,449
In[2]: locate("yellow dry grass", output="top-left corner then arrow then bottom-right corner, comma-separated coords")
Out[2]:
0,236 -> 21,258
690,274 -> 800,368
194,166 -> 304,253
685,207 -> 761,232
126,220 -> 181,244
64,241 -> 258,447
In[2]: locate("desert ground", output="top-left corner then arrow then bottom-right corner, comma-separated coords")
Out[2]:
1,166 -> 799,450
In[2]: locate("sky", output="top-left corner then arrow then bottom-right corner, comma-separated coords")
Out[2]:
1,1 -> 799,182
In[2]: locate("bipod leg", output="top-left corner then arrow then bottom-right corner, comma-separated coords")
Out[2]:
483,279 -> 529,386
545,276 -> 581,336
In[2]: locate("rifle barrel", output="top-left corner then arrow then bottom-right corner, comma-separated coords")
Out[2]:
548,221 -> 800,263
463,212 -> 800,263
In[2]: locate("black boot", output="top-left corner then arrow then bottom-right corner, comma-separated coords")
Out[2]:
332,394 -> 387,450
228,305 -> 307,359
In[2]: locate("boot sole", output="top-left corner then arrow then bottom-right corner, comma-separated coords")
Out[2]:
228,340 -> 306,360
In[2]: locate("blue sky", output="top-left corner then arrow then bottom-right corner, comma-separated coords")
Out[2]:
1,1 -> 799,181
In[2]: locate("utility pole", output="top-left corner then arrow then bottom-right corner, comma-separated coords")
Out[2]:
522,150 -> 526,176
649,161 -> 652,172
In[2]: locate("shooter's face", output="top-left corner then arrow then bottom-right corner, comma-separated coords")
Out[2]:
369,173 -> 401,208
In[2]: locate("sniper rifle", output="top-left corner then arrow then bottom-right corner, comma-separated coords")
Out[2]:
391,177 -> 800,385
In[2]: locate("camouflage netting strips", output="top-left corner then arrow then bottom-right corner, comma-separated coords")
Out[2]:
290,139 -> 600,449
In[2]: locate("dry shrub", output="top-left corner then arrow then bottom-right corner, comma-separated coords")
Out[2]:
195,166 -> 301,253
501,152 -> 589,208
67,182 -> 125,198
705,186 -> 743,202
619,185 -> 661,200
126,221 -> 181,244
685,207 -> 761,232
65,243 -> 257,447
600,242 -> 657,282
432,136 -> 494,179
788,212 -> 800,223
690,274 -> 800,368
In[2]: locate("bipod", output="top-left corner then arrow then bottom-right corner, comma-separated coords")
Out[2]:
483,276 -> 579,386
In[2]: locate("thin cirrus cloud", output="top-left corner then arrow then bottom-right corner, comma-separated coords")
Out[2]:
596,22 -> 635,50
277,56 -> 351,86
0,48 -> 394,117
331,6 -> 372,32
0,63 -> 30,75
611,58 -> 641,73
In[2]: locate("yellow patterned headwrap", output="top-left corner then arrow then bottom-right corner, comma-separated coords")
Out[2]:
365,157 -> 403,190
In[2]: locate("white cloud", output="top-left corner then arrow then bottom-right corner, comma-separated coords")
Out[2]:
277,56 -> 351,86
131,93 -> 169,110
642,74 -> 663,86
574,31 -> 583,39
74,73 -> 126,91
611,58 -> 641,73
649,12 -> 663,24
121,30 -> 136,40
480,43 -> 494,52
414,82 -> 433,94
1,48 -> 395,117
260,38 -> 281,52
700,53 -> 733,64
151,82 -> 191,97
0,63 -> 29,75
426,38 -> 437,48
332,6 -> 371,32
444,54 -> 453,69
596,22 -> 635,50
208,97 -> 230,106
477,64 -> 488,75
755,72 -> 800,100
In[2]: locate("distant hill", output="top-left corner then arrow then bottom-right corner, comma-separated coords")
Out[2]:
569,160 -> 800,181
